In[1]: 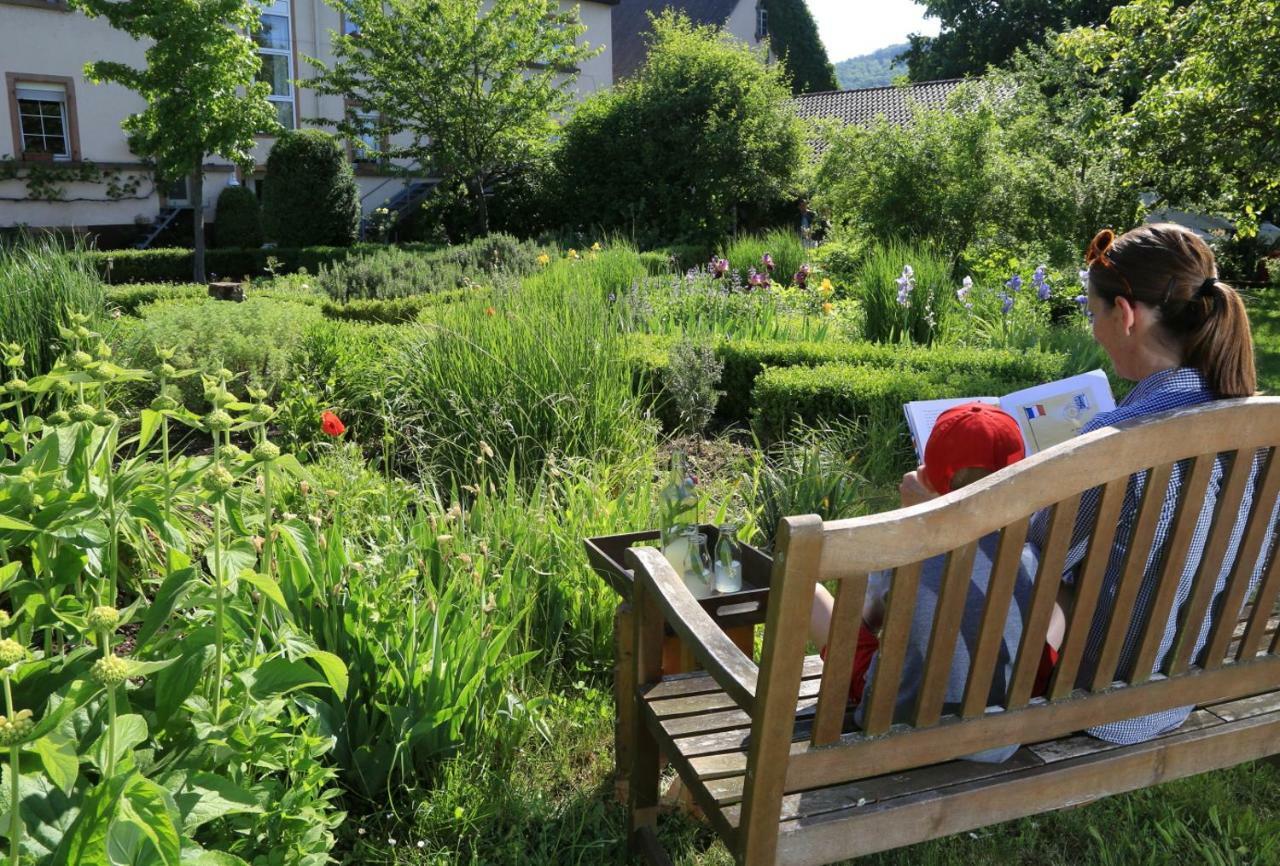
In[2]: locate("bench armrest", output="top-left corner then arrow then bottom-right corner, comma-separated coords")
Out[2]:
626,546 -> 758,711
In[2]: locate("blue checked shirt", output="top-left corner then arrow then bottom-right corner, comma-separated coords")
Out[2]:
1029,367 -> 1279,744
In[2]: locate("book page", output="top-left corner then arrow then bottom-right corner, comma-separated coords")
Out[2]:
903,396 -> 1000,463
998,370 -> 1116,454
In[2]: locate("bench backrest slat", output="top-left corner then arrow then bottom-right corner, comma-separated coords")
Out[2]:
1127,454 -> 1217,685
860,560 -> 923,736
913,540 -> 979,727
1046,477 -> 1127,699
960,517 -> 1030,718
1242,539 -> 1280,660
1204,449 -> 1280,668
1166,447 -> 1254,675
1090,461 -> 1178,691
812,572 -> 867,745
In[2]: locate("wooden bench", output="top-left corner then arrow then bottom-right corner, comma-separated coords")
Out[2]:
625,398 -> 1280,865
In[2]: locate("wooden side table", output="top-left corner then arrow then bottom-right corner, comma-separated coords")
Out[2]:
584,526 -> 772,802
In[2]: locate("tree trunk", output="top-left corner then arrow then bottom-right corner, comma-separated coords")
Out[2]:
191,168 -> 207,284
473,173 -> 489,237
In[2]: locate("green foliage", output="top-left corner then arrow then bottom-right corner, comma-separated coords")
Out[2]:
261,130 -> 360,248
902,0 -> 1119,80
71,0 -> 278,282
553,12 -> 805,247
760,0 -> 838,94
320,290 -> 470,324
721,229 -> 807,288
665,339 -> 723,436
116,298 -> 321,408
834,43 -> 908,89
1062,0 -> 1280,234
308,0 -> 598,235
854,239 -> 953,344
213,184 -> 263,249
82,244 -> 392,284
105,282 -> 205,314
314,234 -> 542,302
0,237 -> 105,376
814,81 -> 1137,263
385,260 -> 651,488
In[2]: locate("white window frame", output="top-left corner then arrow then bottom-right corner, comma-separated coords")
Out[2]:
14,80 -> 72,160
257,0 -> 295,130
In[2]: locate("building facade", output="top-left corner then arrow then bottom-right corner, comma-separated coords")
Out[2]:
611,0 -> 767,83
0,0 -> 614,244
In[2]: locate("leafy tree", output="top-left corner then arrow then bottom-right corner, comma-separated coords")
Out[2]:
553,12 -> 805,247
1061,0 -> 1280,234
902,0 -> 1120,81
72,0 -> 278,283
761,0 -> 838,93
261,130 -> 360,247
213,184 -> 265,249
307,0 -> 598,235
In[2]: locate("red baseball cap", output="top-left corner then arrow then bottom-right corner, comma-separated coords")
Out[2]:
924,402 -> 1025,494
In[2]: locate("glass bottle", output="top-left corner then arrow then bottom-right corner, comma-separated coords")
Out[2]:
714,523 -> 743,593
683,529 -> 713,598
659,450 -> 698,569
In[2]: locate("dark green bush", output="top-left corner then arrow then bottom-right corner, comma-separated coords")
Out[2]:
638,251 -> 673,275
261,129 -> 360,248
213,184 -> 264,249
627,333 -> 1069,428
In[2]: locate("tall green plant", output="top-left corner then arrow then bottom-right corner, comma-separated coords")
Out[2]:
0,238 -> 104,377
855,240 -> 953,345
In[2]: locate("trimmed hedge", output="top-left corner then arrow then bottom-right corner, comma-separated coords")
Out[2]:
626,333 -> 1071,427
262,129 -> 360,247
106,283 -> 324,316
319,288 -> 473,324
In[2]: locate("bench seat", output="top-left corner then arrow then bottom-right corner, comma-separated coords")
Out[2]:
641,611 -> 1280,864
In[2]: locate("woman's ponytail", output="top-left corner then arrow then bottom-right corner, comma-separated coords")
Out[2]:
1183,279 -> 1256,398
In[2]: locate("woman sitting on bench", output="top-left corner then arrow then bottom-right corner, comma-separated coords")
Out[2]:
811,223 -> 1274,753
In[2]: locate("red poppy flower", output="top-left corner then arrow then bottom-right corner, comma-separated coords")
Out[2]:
321,411 -> 346,437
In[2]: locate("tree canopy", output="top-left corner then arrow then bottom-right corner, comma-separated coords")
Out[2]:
553,12 -> 805,247
761,0 -> 838,93
72,0 -> 278,282
1061,0 -> 1280,233
307,0 -> 598,235
902,0 -> 1119,80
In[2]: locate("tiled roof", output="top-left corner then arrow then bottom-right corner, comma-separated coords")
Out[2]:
792,79 -> 966,127
612,0 -> 741,82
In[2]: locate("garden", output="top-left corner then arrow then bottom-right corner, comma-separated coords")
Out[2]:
3,1 -> 1280,864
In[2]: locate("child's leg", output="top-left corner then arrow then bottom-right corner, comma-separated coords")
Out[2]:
810,582 -> 836,647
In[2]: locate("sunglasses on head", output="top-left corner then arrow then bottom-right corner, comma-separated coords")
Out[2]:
1085,229 -> 1135,300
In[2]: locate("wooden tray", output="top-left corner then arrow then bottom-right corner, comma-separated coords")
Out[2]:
583,524 -> 772,630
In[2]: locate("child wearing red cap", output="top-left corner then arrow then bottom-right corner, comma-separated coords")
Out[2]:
809,402 -> 1065,760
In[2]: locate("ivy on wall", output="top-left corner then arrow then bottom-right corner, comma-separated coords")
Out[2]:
760,0 -> 838,94
0,158 -> 149,202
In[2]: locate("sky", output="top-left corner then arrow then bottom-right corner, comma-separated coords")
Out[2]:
806,0 -> 942,63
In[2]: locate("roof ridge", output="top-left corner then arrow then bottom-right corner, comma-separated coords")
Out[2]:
797,78 -> 969,99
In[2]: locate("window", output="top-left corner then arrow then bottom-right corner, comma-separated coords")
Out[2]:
756,3 -> 768,40
6,74 -> 79,161
341,13 -> 360,37
351,109 -> 380,163
255,0 -> 295,130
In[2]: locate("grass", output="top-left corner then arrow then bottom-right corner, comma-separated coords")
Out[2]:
0,233 -> 105,375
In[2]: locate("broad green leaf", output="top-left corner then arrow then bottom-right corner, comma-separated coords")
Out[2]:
245,658 -> 327,700
303,650 -> 348,700
118,775 -> 181,866
0,560 -> 21,591
180,847 -> 252,865
136,409 -> 162,453
204,538 -> 256,591
174,772 -> 263,833
239,570 -> 287,612
33,732 -> 79,795
91,714 -> 148,772
0,514 -> 38,532
156,642 -> 214,728
122,657 -> 178,678
136,566 -> 198,648
53,773 -> 129,866
3,763 -> 82,861
28,678 -> 102,743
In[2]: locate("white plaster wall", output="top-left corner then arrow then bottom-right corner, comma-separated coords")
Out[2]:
723,0 -> 766,56
573,1 -> 613,97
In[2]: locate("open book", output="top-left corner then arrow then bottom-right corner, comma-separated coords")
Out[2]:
904,369 -> 1117,463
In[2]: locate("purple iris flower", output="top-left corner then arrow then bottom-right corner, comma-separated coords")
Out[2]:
1032,265 -> 1051,300
794,263 -> 810,288
712,257 -> 729,278
1000,292 -> 1014,315
762,253 -> 775,272
1005,274 -> 1023,293
1078,269 -> 1090,288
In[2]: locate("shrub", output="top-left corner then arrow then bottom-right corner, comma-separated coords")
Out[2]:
0,236 -> 105,375
553,12 -> 804,247
319,288 -> 474,324
261,129 -> 360,247
82,245 -> 377,283
116,297 -> 321,408
213,183 -> 264,248
665,338 -> 723,436
106,282 -> 206,315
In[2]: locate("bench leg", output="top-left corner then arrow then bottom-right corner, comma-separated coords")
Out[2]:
614,603 -> 635,804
